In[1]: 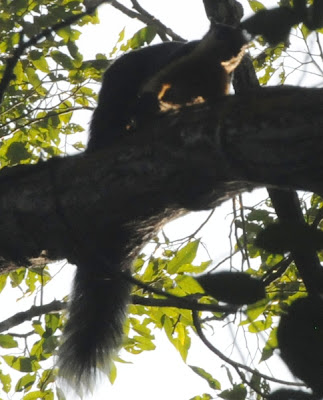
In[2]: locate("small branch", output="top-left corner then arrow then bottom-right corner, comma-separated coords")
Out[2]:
131,0 -> 184,41
268,189 -> 323,295
238,194 -> 251,270
8,331 -> 35,338
132,295 -> 235,314
0,300 -> 66,333
165,208 -> 215,244
192,310 -> 304,387
110,1 -> 141,20
111,0 -> 185,42
0,293 -> 234,336
123,272 -> 237,314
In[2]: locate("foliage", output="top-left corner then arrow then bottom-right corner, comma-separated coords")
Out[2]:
0,0 -> 322,399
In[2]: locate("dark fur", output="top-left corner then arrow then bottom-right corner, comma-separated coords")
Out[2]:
60,23 -> 247,390
58,262 -> 131,389
87,41 -> 196,150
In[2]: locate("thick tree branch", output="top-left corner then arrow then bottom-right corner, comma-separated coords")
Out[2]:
0,86 -> 321,269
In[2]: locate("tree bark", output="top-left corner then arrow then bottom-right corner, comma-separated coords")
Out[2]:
0,86 -> 322,270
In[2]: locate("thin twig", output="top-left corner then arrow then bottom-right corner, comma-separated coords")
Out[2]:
192,310 -> 304,388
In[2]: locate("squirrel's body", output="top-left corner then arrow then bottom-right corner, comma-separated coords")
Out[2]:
87,23 -> 247,150
87,41 -> 194,150
141,24 -> 247,108
59,23 -> 247,390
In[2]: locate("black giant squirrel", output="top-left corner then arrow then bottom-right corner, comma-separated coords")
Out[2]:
58,22 -> 248,389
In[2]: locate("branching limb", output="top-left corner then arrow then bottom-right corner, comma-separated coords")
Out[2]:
132,295 -> 231,313
192,310 -> 304,388
110,0 -> 185,42
268,189 -> 323,294
125,273 -> 236,314
0,295 -> 232,336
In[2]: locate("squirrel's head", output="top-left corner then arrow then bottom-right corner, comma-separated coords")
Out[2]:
205,21 -> 249,63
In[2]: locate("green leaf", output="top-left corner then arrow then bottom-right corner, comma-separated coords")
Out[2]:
167,240 -> 200,274
9,268 -> 26,287
0,334 -> 18,349
133,335 -> 156,351
260,327 -> 278,362
3,356 -> 40,373
30,339 -> 44,360
33,321 -> 45,337
45,314 -> 60,335
246,209 -> 270,222
67,41 -> 82,60
0,370 -> 11,393
300,23 -> 311,40
176,275 -> 203,295
140,258 -> 162,282
23,390 -> 53,399
15,373 -> 36,392
0,274 -> 8,293
51,50 -> 74,70
177,260 -> 211,274
43,336 -> 59,356
163,316 -> 191,361
57,26 -> 81,43
6,141 -> 31,165
130,318 -> 152,338
219,384 -> 247,400
25,269 -> 38,293
260,345 -> 274,363
248,315 -> 272,333
189,394 -> 212,400
29,50 -> 50,73
245,301 -> 267,322
121,26 -> 157,51
108,361 -> 117,384
14,61 -> 24,83
39,369 -> 56,391
25,68 -> 47,95
249,1 -> 265,12
175,322 -> 190,361
189,366 -> 221,390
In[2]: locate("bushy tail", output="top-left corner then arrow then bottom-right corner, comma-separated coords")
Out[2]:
58,264 -> 131,390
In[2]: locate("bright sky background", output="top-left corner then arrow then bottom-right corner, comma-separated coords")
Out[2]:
0,0 -> 321,399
